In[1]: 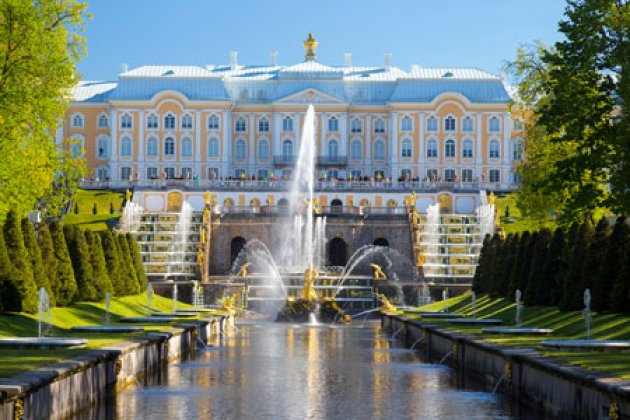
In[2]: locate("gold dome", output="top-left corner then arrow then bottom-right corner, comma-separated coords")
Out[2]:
303,33 -> 318,61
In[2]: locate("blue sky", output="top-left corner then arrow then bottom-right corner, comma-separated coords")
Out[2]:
78,0 -> 567,81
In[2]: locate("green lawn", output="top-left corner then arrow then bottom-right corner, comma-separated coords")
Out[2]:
0,292 -> 214,378
63,189 -> 125,230
494,193 -> 558,235
406,293 -> 630,379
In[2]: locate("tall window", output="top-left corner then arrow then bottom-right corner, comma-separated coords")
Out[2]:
164,137 -> 175,156
489,116 -> 501,132
121,114 -> 133,129
258,117 -> 270,132
401,116 -> 413,131
282,139 -> 293,159
97,114 -> 109,128
374,119 -> 385,133
374,140 -> 385,160
282,116 -> 293,131
513,138 -> 524,161
462,116 -> 474,132
235,117 -> 247,132
121,167 -> 132,181
328,139 -> 339,159
146,167 -> 158,179
445,139 -> 456,158
121,136 -> 132,157
164,113 -> 176,130
208,137 -> 219,158
146,137 -> 158,157
147,114 -> 158,129
208,115 -> 220,130
181,167 -> 192,178
258,139 -> 270,160
426,169 -> 438,180
426,139 -> 438,158
426,116 -> 438,131
208,168 -> 219,180
461,169 -> 473,182
489,169 -> 500,183
401,139 -> 412,158
235,139 -> 247,160
71,113 -> 84,128
489,139 -> 500,158
71,135 -> 84,158
181,114 -> 193,130
444,168 -> 456,182
444,115 -> 456,131
351,119 -> 362,133
164,167 -> 175,179
350,140 -> 362,160
462,139 -> 473,159
181,137 -> 193,157
328,116 -> 339,132
97,136 -> 109,158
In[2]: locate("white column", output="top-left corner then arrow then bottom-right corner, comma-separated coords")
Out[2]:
320,112 -> 326,157
476,112 -> 483,179
340,112 -> 348,158
365,115 -> 372,174
418,112 -> 425,170
137,110 -> 145,179
222,110 -> 231,177
249,113 -> 255,174
502,111 -> 512,188
294,112 -> 300,151
195,111 -> 202,177
389,111 -> 398,178
273,112 -> 281,157
110,110 -> 118,181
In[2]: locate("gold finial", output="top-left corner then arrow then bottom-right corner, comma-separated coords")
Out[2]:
303,33 -> 318,61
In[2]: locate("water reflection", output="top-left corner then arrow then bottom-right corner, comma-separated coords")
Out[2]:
114,322 -> 510,419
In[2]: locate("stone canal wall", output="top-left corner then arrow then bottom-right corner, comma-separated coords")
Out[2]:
0,315 -> 232,420
382,315 -> 630,419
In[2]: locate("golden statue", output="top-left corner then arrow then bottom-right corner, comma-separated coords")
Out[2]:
370,263 -> 387,281
210,195 -> 217,207
236,262 -> 251,278
312,197 -> 320,214
221,294 -> 237,314
416,252 -> 426,267
410,191 -> 417,206
125,189 -> 132,204
204,191 -> 212,206
201,228 -> 206,244
375,293 -> 397,314
303,33 -> 318,61
488,192 -> 495,205
347,197 -> 354,207
302,265 -> 319,302
411,208 -> 420,225
196,249 -> 204,267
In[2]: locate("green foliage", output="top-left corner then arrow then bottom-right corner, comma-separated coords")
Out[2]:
472,235 -> 491,294
508,231 -> 530,298
524,228 -> 552,305
84,230 -> 112,299
126,233 -> 146,291
92,203 -> 97,215
117,234 -> 139,295
73,202 -> 79,215
64,225 -> 96,302
582,218 -> 611,295
2,210 -> 37,313
49,221 -> 76,306
21,218 -> 50,298
109,202 -> 114,215
0,0 -> 89,217
100,230 -> 123,295
559,221 -> 594,310
0,229 -> 11,313
37,224 -> 57,307
608,217 -> 630,313
540,228 -> 566,306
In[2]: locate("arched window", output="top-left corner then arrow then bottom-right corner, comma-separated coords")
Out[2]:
147,113 -> 158,129
374,119 -> 385,133
121,167 -> 132,181
328,139 -> 339,159
71,113 -> 84,128
121,136 -> 132,157
350,140 -> 362,160
121,113 -> 133,129
489,169 -> 501,183
282,139 -> 293,159
426,139 -> 438,158
401,138 -> 412,158
146,137 -> 158,157
208,137 -> 219,158
374,140 -> 385,160
181,114 -> 193,130
235,139 -> 247,160
401,115 -> 413,131
258,139 -> 270,160
282,116 -> 293,131
328,116 -> 339,132
513,138 -> 524,161
164,137 -> 175,156
462,139 -> 473,159
71,134 -> 84,157
351,119 -> 362,133
444,115 -> 456,131
208,114 -> 220,130
164,113 -> 176,130
97,136 -> 109,158
489,116 -> 501,132
97,114 -> 109,129
445,139 -> 456,158
489,139 -> 500,158
258,117 -> 270,132
181,137 -> 193,157
426,116 -> 438,131
462,116 -> 474,132
235,117 -> 247,132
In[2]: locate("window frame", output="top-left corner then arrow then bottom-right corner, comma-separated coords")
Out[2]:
328,116 -> 339,132
258,138 -> 270,160
426,139 -> 438,158
401,138 -> 413,158
462,139 -> 474,159
235,117 -> 247,132
258,117 -> 270,132
234,139 -> 247,160
445,139 -> 456,158
164,113 -> 176,130
164,136 -> 175,156
489,139 -> 501,159
146,113 -> 159,130
120,136 -> 133,157
181,136 -> 193,158
181,114 -> 193,130
444,115 -> 456,132
208,114 -> 220,130
146,137 -> 158,157
373,140 -> 386,160
207,136 -> 220,159
401,115 -> 413,132
426,116 -> 438,132
71,113 -> 84,128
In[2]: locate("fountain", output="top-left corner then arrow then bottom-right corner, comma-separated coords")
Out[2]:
515,289 -> 523,326
172,283 -> 178,312
375,293 -> 397,314
482,290 -> 552,335
147,283 -> 154,311
471,291 -> 477,319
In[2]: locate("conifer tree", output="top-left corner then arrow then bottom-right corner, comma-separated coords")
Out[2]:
117,233 -> 139,294
100,230 -> 123,295
611,243 -> 630,313
21,218 -> 50,297
508,231 -> 530,298
84,230 -> 112,299
582,218 -> 611,297
539,228 -> 566,306
500,233 -> 519,298
559,221 -> 594,310
64,225 -> 97,301
517,231 -> 538,298
487,234 -> 504,297
0,228 -> 11,313
37,223 -> 58,306
472,235 -> 491,293
49,221 -> 77,306
127,233 -> 146,291
3,210 -> 38,313
599,217 -> 630,312
524,228 -> 551,305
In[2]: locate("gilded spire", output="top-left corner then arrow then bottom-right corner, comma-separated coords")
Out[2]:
303,33 -> 318,61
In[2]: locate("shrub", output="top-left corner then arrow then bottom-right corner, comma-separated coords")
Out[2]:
92,203 -> 98,215
37,224 -> 58,306
64,225 -> 97,302
49,221 -> 77,306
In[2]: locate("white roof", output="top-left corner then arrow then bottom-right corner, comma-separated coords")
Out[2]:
71,81 -> 117,102
121,65 -> 217,78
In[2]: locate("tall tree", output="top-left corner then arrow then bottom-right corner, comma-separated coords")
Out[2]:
64,225 -> 96,301
0,0 -> 89,217
0,228 -> 11,313
559,221 -> 595,310
540,228 -> 567,306
100,230 -> 123,295
517,231 -> 539,300
37,223 -> 58,306
472,235 -> 491,294
524,228 -> 552,305
117,233 -> 139,295
21,218 -> 50,296
84,230 -> 112,299
597,217 -> 630,312
508,231 -> 531,298
583,218 -> 611,295
611,239 -> 630,313
49,221 -> 76,305
126,233 -> 147,291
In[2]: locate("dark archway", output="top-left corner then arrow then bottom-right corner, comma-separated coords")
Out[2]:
330,199 -> 343,214
328,237 -> 348,267
373,237 -> 389,248
231,236 -> 247,265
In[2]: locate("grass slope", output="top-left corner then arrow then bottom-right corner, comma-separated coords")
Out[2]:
63,189 -> 125,230
408,293 -> 630,379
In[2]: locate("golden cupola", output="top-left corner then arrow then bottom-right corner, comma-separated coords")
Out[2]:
303,33 -> 318,61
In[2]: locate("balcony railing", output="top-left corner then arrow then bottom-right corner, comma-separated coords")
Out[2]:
273,155 -> 297,165
216,205 -> 407,216
317,156 -> 348,166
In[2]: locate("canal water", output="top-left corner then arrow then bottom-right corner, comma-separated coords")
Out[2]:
105,321 -> 525,419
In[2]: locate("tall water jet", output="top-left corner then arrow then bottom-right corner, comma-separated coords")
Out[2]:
37,287 -> 51,340
173,283 -> 179,312
177,200 -> 193,274
105,292 -> 111,326
147,283 -> 154,312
